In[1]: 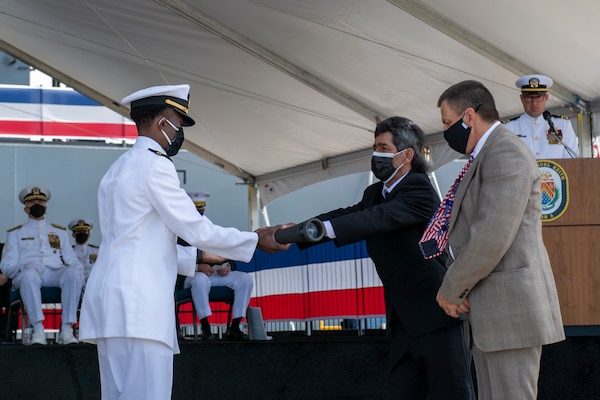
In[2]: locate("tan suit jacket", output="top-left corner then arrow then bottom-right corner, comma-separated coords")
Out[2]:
441,123 -> 565,352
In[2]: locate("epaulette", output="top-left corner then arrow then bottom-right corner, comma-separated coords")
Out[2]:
148,148 -> 172,161
89,244 -> 99,248
7,224 -> 22,232
552,114 -> 569,120
51,223 -> 66,230
501,116 -> 520,124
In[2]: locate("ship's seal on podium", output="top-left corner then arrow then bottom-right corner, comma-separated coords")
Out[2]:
537,159 -> 569,222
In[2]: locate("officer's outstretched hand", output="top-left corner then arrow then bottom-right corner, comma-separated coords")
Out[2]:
255,224 -> 293,254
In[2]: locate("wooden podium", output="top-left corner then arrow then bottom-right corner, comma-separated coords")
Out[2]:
540,158 -> 600,325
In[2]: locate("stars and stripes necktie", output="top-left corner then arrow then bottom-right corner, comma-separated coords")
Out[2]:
419,155 -> 474,259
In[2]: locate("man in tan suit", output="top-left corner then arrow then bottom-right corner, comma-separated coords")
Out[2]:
433,80 -> 565,399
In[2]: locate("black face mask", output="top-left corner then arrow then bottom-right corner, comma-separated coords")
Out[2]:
75,233 -> 89,244
160,118 -> 185,157
371,150 -> 405,183
29,204 -> 46,218
443,115 -> 471,155
166,127 -> 184,157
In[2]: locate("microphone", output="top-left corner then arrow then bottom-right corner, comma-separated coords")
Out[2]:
275,218 -> 325,244
542,111 -> 578,158
542,111 -> 555,131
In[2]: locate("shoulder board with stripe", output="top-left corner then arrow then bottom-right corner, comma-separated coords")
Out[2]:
51,223 -> 66,230
7,224 -> 22,232
552,114 -> 569,120
148,148 -> 172,161
501,116 -> 520,123
89,244 -> 99,248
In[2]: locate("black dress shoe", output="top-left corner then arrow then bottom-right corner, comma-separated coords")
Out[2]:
200,329 -> 216,341
227,326 -> 248,340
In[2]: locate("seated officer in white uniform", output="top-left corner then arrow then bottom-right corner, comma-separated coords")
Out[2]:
177,192 -> 253,340
68,218 -> 99,283
503,74 -> 579,159
0,186 -> 84,345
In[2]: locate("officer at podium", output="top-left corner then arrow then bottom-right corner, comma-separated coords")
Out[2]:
503,74 -> 579,159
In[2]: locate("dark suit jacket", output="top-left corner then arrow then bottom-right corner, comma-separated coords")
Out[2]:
301,170 -> 459,337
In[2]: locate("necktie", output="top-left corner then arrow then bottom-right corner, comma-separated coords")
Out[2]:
419,155 -> 474,259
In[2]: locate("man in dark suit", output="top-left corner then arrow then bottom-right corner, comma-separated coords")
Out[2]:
298,116 -> 474,399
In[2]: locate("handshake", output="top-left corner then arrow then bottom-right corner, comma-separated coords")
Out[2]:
255,218 -> 325,254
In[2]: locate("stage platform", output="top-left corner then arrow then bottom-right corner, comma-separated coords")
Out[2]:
0,334 -> 598,399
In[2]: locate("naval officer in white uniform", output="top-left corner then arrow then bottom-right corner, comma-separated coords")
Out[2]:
79,84 -> 289,400
0,186 -> 84,345
503,74 -> 579,159
68,218 -> 98,283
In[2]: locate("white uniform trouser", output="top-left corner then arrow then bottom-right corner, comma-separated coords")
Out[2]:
16,262 -> 84,325
184,271 -> 253,320
97,337 -> 173,400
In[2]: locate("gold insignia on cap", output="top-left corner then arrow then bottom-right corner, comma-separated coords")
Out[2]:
529,78 -> 540,88
23,186 -> 48,203
71,219 -> 91,233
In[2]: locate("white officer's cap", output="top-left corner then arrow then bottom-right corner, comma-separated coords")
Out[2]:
68,218 -> 94,232
121,84 -> 196,126
516,74 -> 553,94
187,191 -> 210,208
18,185 -> 51,204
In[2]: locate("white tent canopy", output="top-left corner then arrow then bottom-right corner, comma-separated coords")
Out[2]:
1,0 -> 598,206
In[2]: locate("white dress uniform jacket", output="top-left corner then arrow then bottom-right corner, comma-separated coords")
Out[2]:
79,136 -> 258,353
73,242 -> 99,281
503,113 -> 579,159
1,218 -> 83,286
